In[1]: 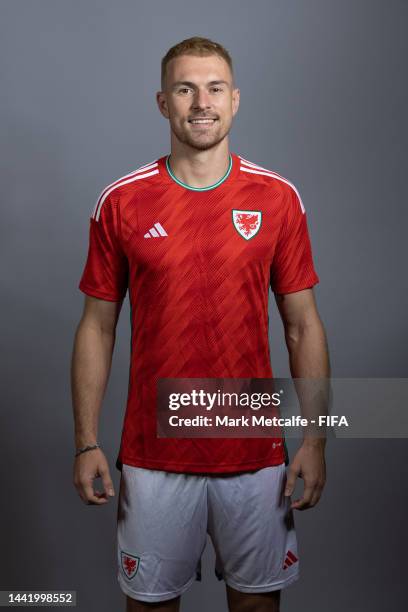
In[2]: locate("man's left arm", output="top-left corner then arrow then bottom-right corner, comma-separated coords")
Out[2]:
274,287 -> 330,510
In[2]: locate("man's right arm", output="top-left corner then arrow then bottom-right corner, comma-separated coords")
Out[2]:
71,295 -> 123,505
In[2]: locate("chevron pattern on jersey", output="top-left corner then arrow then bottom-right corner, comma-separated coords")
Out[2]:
79,151 -> 319,473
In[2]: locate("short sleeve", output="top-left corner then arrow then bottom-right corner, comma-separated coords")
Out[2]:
78,193 -> 128,302
270,186 -> 319,294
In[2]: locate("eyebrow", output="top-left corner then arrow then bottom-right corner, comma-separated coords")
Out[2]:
171,80 -> 230,90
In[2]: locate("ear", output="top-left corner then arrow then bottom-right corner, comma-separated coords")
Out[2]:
232,88 -> 240,117
156,91 -> 169,119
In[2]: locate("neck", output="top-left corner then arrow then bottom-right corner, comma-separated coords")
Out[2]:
168,140 -> 231,189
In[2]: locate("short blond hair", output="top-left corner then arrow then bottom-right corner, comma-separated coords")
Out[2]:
161,36 -> 234,90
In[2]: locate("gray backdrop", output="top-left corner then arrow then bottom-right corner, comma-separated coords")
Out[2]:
1,0 -> 407,610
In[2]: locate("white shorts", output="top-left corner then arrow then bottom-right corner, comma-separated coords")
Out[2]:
116,463 -> 299,603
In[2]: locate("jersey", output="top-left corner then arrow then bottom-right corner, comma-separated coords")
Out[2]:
78,152 -> 320,473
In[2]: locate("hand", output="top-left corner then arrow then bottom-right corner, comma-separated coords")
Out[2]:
73,448 -> 115,505
284,440 -> 326,510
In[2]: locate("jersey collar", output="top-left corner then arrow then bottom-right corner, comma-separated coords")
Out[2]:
158,151 -> 240,191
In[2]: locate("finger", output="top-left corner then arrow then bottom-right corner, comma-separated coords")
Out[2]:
284,467 -> 299,497
76,488 -> 96,505
99,466 -> 115,497
84,493 -> 108,505
74,481 -> 90,505
82,482 -> 109,505
309,485 -> 324,507
290,484 -> 315,510
94,489 -> 108,499
291,498 -> 311,511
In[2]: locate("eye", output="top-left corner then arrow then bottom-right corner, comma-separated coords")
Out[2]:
178,87 -> 191,94
211,87 -> 222,93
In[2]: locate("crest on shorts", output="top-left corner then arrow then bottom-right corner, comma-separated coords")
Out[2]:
232,210 -> 262,240
121,551 -> 140,579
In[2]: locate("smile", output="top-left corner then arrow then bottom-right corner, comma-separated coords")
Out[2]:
188,119 -> 217,125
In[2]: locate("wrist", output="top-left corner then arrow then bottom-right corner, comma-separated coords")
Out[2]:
75,443 -> 100,457
75,433 -> 98,448
302,436 -> 326,449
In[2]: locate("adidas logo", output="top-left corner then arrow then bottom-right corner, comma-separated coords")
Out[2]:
144,222 -> 168,238
283,550 -> 298,570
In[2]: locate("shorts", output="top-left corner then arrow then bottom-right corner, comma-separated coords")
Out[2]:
116,462 -> 299,603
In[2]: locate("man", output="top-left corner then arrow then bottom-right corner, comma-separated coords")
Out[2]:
71,36 -> 329,612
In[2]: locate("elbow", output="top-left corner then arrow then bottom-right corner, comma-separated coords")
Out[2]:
284,315 -> 324,348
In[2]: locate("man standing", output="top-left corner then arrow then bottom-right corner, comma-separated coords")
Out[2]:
72,36 -> 329,612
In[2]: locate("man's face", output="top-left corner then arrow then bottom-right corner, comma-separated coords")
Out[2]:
157,54 -> 240,151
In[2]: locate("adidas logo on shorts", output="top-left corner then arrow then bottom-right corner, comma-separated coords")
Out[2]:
283,549 -> 298,569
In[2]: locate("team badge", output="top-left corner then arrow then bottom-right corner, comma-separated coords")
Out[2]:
121,551 -> 140,579
232,210 -> 262,240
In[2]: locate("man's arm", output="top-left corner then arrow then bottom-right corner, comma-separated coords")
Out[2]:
71,295 -> 123,505
274,287 -> 330,510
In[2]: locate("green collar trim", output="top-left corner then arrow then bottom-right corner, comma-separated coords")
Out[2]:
165,154 -> 232,191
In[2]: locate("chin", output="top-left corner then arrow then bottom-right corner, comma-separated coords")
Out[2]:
188,131 -> 231,150
171,123 -> 230,151
189,136 -> 227,151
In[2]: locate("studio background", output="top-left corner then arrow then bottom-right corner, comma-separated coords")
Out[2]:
1,1 -> 407,610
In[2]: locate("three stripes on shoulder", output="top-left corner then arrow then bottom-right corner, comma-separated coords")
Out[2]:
91,155 -> 305,223
91,158 -> 159,222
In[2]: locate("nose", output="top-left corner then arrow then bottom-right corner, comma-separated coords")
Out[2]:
191,87 -> 212,110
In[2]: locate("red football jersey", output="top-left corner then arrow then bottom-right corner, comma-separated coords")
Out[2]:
78,152 -> 320,473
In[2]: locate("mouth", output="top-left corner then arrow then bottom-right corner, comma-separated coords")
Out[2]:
188,118 -> 218,127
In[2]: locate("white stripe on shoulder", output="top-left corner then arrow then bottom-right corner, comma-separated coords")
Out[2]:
238,156 -> 305,213
92,158 -> 159,221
